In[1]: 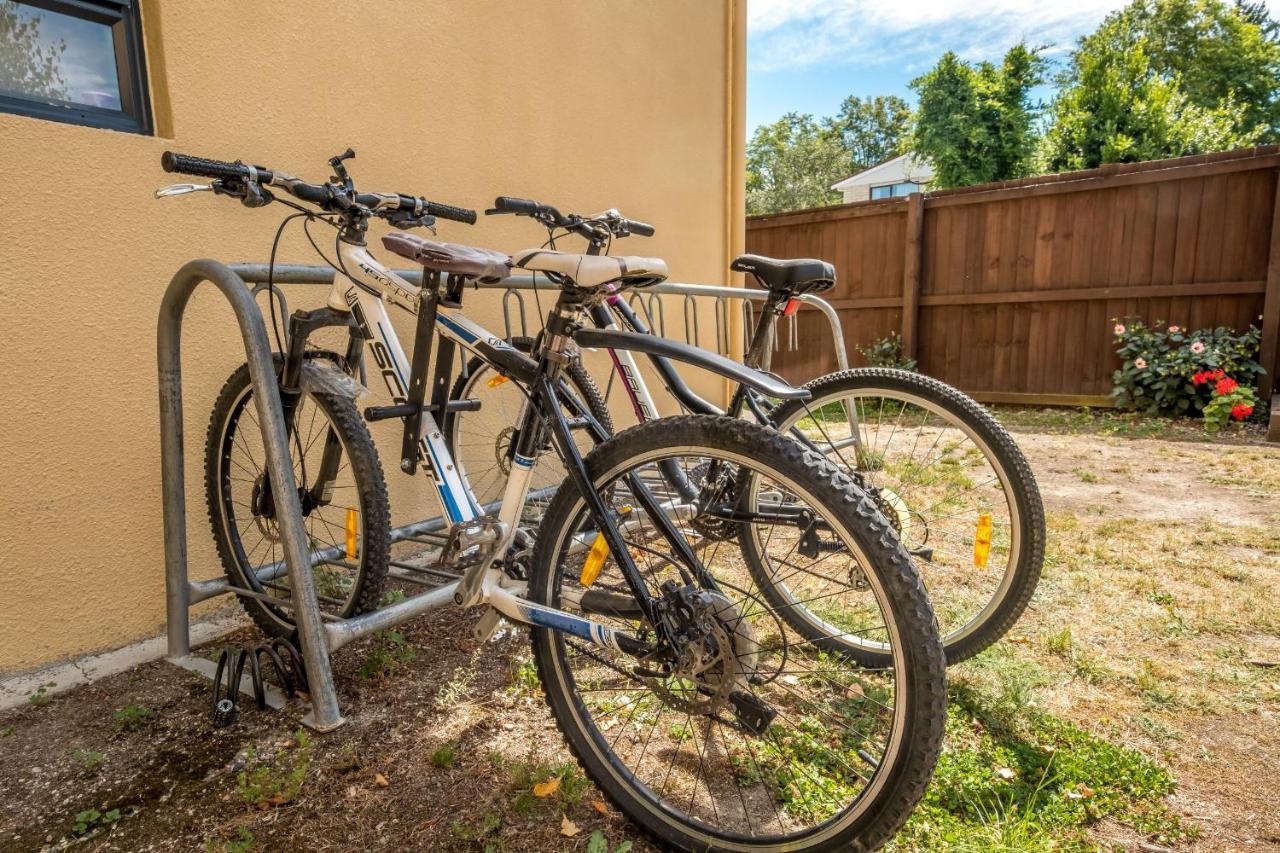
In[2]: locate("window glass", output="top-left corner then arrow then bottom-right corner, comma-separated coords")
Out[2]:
0,2 -> 121,109
870,184 -> 892,200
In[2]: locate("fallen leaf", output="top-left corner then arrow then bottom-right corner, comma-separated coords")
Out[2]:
534,777 -> 561,797
560,815 -> 580,837
591,800 -> 609,815
373,772 -> 389,787
1077,784 -> 1095,799
995,767 -> 1016,780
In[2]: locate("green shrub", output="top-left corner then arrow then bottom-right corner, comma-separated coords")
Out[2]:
1110,318 -> 1263,415
857,331 -> 917,371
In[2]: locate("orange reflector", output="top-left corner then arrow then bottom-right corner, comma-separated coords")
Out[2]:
973,513 -> 993,568
783,297 -> 801,316
486,373 -> 510,389
345,507 -> 359,559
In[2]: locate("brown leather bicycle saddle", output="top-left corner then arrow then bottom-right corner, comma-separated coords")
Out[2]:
381,233 -> 512,283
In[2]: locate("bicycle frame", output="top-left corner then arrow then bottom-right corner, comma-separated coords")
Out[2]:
289,237 -> 676,657
587,293 -> 863,457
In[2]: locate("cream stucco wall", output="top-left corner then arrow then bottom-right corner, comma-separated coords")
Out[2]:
0,1 -> 746,672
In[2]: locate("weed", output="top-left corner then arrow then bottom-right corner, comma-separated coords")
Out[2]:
236,729 -> 312,808
113,704 -> 151,731
71,807 -> 120,836
1043,627 -> 1073,657
450,810 -> 501,845
72,748 -> 104,771
435,661 -> 477,708
586,830 -> 634,853
430,742 -> 456,769
26,681 -> 56,706
357,630 -> 416,680
1073,468 -> 1100,483
507,656 -> 540,697
1,726 -> 12,737
381,589 -> 407,607
206,827 -> 256,852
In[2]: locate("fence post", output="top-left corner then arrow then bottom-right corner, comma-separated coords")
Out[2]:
1263,172 -> 1280,441
901,192 -> 925,361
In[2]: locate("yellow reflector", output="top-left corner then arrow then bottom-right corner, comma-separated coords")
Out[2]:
486,373 -> 510,389
973,512 -> 993,568
345,507 -> 359,559
579,506 -> 631,586
580,532 -> 609,587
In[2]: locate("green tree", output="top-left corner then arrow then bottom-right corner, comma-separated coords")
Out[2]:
746,112 -> 847,214
1040,37 -> 1255,171
824,95 -> 912,174
907,44 -> 1046,189
1042,0 -> 1279,169
0,1 -> 67,100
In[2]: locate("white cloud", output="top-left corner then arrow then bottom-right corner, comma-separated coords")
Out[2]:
747,0 -> 1279,73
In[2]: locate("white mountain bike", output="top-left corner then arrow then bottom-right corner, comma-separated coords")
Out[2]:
160,150 -> 946,852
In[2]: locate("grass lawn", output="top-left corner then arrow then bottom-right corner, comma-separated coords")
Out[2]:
0,408 -> 1276,851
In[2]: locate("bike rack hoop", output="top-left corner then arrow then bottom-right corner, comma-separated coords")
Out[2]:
157,259 -> 344,731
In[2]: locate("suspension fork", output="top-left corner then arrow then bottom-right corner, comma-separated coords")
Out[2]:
308,326 -> 367,506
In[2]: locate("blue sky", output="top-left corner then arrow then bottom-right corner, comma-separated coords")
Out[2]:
747,0 -> 1280,136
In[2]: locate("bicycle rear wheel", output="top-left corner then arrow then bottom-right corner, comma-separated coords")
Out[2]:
528,416 -> 946,852
763,368 -> 1045,664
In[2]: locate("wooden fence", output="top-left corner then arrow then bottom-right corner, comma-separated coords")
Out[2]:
746,145 -> 1280,410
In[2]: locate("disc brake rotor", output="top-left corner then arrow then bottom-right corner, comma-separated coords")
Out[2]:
646,591 -> 756,715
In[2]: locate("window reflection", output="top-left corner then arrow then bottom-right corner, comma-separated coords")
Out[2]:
0,1 -> 120,110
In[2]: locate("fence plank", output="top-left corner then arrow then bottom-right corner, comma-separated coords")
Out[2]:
901,193 -> 925,360
1260,170 -> 1280,403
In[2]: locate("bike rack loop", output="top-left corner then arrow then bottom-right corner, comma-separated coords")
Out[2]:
159,259 -> 345,730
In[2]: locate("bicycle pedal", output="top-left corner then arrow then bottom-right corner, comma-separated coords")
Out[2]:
473,606 -> 504,643
728,689 -> 775,736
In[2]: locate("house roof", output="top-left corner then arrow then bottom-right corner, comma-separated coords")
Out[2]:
831,154 -> 933,191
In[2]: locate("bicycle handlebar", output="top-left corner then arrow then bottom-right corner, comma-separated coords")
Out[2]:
160,150 -> 477,224
488,195 -> 655,239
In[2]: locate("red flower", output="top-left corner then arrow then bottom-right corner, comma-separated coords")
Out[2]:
1231,403 -> 1254,421
1215,377 -> 1238,395
1192,371 -> 1209,385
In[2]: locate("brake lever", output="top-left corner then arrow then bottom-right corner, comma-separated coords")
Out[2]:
155,183 -> 212,198
386,211 -> 437,234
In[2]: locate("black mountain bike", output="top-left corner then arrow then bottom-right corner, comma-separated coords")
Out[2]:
451,197 -> 1046,665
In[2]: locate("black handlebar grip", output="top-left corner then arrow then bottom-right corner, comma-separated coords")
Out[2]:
425,200 -> 477,225
161,151 -> 250,181
493,196 -> 540,215
290,183 -> 331,205
627,219 -> 656,237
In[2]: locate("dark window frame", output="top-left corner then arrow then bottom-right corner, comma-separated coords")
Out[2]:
870,180 -> 924,200
0,0 -> 152,134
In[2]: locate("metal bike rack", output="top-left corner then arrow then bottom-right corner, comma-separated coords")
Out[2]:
159,259 -> 344,730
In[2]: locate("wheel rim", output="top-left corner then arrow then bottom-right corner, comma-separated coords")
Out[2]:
450,360 -> 599,519
215,384 -> 368,631
773,385 -> 1022,648
537,444 -> 912,848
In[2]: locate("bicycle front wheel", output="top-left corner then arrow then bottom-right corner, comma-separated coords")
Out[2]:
204,356 -> 390,639
528,416 -> 946,852
765,368 -> 1045,664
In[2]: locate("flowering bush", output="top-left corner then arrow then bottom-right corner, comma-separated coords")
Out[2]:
1110,318 -> 1264,416
1196,369 -> 1257,431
